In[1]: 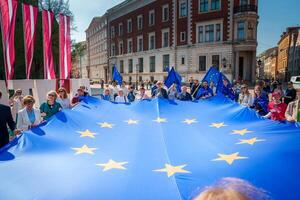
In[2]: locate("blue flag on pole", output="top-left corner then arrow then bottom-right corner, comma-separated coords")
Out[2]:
201,66 -> 220,85
1,97 -> 300,200
164,67 -> 182,92
112,65 -> 123,85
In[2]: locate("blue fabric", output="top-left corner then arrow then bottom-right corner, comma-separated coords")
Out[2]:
112,65 -> 123,86
202,66 -> 220,85
26,109 -> 36,124
1,96 -> 300,200
253,92 -> 269,115
164,67 -> 182,92
196,87 -> 214,99
216,73 -> 235,100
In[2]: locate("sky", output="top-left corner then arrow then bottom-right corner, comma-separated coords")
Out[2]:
69,0 -> 300,54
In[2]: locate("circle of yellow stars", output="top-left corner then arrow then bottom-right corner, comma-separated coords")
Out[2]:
71,118 -> 266,176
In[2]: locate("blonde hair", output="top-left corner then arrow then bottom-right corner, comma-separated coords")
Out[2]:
58,87 -> 68,99
23,95 -> 35,105
47,90 -> 58,100
194,188 -> 248,200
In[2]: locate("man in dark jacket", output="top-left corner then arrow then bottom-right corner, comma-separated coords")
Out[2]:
177,86 -> 192,101
191,79 -> 201,99
0,91 -> 17,148
152,81 -> 168,99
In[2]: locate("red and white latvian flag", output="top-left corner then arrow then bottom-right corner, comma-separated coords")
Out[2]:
59,14 -> 71,80
42,10 -> 56,79
22,3 -> 38,79
0,0 -> 18,80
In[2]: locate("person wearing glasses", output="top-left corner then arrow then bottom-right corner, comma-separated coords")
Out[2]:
57,87 -> 71,109
17,95 -> 42,131
39,91 -> 62,121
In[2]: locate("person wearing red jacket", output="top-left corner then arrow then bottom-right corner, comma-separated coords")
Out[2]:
264,92 -> 287,121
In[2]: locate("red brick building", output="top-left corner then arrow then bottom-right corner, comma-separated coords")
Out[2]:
107,0 -> 259,83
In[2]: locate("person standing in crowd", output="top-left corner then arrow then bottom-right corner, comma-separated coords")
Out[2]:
79,86 -> 89,96
271,80 -> 278,93
17,96 -> 42,131
196,80 -> 213,99
71,88 -> 85,106
152,81 -> 168,99
252,85 -> 269,116
127,86 -> 136,102
177,86 -> 192,101
189,77 -> 194,88
264,92 -> 287,121
40,91 -> 62,121
220,79 -> 235,100
115,89 -> 128,103
9,89 -> 24,121
111,81 -> 119,100
120,81 -> 129,97
238,84 -> 253,107
274,83 -> 284,99
100,79 -> 104,89
284,82 -> 297,105
168,84 -> 178,100
191,79 -> 201,99
0,91 -> 19,148
233,81 -> 241,101
285,95 -> 300,122
151,80 -> 158,97
263,81 -> 271,94
57,87 -> 71,109
210,81 -> 216,96
100,89 -> 111,101
137,87 -> 150,100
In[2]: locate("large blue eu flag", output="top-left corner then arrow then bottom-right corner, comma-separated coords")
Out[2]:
0,96 -> 300,200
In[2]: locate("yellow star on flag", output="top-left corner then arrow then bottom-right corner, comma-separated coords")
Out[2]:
125,119 -> 139,125
153,117 -> 167,123
71,145 -> 97,155
154,164 -> 191,177
98,122 -> 114,128
76,129 -> 97,138
232,129 -> 253,136
96,159 -> 128,171
210,122 -> 227,128
212,152 -> 248,165
182,119 -> 197,125
237,137 -> 265,145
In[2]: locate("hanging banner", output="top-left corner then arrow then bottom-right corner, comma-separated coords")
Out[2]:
0,0 -> 18,80
59,14 -> 71,80
42,9 -> 56,79
22,3 -> 38,79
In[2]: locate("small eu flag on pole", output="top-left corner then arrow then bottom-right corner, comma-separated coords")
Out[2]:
112,65 -> 123,85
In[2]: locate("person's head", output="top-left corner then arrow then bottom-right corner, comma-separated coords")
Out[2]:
202,81 -> 208,88
241,84 -> 249,94
171,84 -> 177,90
15,89 -> 22,97
112,81 -> 117,86
254,85 -> 262,97
122,81 -> 126,86
272,92 -> 281,103
118,89 -> 124,96
194,188 -> 248,200
287,81 -> 294,89
156,81 -> 163,89
194,79 -> 199,85
77,88 -> 84,97
23,95 -> 35,110
104,89 -> 110,95
139,87 -> 145,95
58,87 -> 68,99
223,79 -> 229,86
80,86 -> 86,91
47,90 -> 57,103
182,86 -> 188,93
129,86 -> 134,92
210,81 -> 214,87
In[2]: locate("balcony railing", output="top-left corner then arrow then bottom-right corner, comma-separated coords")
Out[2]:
234,5 -> 258,14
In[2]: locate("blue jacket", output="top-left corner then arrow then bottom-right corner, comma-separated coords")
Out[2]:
220,84 -> 235,100
196,87 -> 213,99
177,92 -> 192,101
127,92 -> 136,102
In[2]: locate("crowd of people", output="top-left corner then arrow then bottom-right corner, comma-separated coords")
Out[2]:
0,78 -> 299,149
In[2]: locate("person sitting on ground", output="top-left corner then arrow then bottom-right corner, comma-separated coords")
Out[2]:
251,85 -> 269,116
191,79 -> 201,99
238,84 -> 253,107
284,82 -> 297,105
17,95 -> 42,131
264,92 -> 287,121
39,91 -> 62,121
56,87 -> 71,109
152,81 -> 168,99
100,88 -> 111,101
168,84 -> 178,100
285,95 -> 300,122
115,89 -> 128,103
220,79 -> 235,100
127,86 -> 136,102
177,86 -> 192,101
137,87 -> 150,100
0,91 -> 19,148
196,80 -> 213,99
71,88 -> 85,106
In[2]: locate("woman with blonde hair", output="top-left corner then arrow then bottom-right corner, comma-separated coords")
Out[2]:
39,90 -> 62,121
56,87 -> 71,109
238,84 -> 253,107
17,95 -> 41,131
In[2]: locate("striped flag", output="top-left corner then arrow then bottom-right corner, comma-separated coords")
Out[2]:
0,0 -> 18,80
22,3 -> 38,79
59,14 -> 71,80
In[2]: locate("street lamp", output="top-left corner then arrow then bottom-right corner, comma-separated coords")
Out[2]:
135,63 -> 139,90
257,59 -> 262,79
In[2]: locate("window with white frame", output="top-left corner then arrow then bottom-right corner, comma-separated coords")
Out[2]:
216,24 -> 221,41
197,22 -> 222,43
179,0 -> 187,17
199,56 -> 206,71
150,56 -> 156,72
162,29 -> 169,48
149,10 -> 155,26
181,56 -> 185,65
240,0 -> 248,6
127,39 -> 133,53
149,32 -> 155,50
163,54 -> 170,72
119,41 -> 123,55
137,35 -> 143,52
237,21 -> 245,40
111,43 -> 115,56
137,15 -> 143,30
127,19 -> 132,33
199,0 -> 221,12
128,59 -> 133,73
211,0 -> 221,11
120,60 -> 124,73
111,26 -> 115,38
119,23 -> 123,36
162,4 -> 169,22
205,25 -> 214,42
199,0 -> 208,12
180,32 -> 186,42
